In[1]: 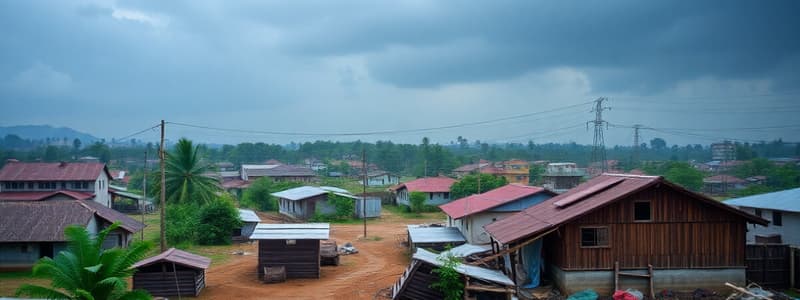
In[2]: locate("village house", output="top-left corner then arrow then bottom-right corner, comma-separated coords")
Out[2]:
360,170 -> 400,186
0,199 -> 145,269
726,187 -> 800,245
132,248 -> 211,297
703,174 -> 747,195
234,208 -> 262,242
453,159 -> 530,184
242,164 -> 316,183
0,161 -> 113,207
250,223 -> 330,279
440,184 -> 555,245
483,174 -> 766,295
273,186 -> 363,220
541,162 -> 586,193
392,177 -> 456,207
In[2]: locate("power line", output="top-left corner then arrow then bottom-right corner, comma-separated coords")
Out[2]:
165,100 -> 595,137
115,124 -> 161,142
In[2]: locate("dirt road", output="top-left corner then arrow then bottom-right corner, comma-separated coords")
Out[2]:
200,212 -> 441,300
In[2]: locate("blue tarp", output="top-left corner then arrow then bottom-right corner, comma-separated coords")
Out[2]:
522,239 -> 543,288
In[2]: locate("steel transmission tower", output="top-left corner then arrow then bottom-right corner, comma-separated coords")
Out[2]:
588,97 -> 610,173
632,124 -> 642,166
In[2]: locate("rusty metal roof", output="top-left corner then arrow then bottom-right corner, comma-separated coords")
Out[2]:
0,199 -> 144,242
0,161 -> 110,181
0,190 -> 94,201
484,174 -> 768,245
395,177 -> 456,193
439,184 -> 553,219
132,248 -> 211,270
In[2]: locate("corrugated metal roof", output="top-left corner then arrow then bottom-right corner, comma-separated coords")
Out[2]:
0,162 -> 110,181
440,184 -> 553,219
484,174 -> 767,245
0,191 -> 94,201
271,186 -> 329,201
439,244 -> 492,258
726,187 -> 800,212
319,186 -> 350,194
132,248 -> 211,270
254,165 -> 315,177
704,174 -> 746,184
238,209 -> 261,223
396,177 -> 456,193
250,223 -> 330,240
414,248 -> 514,287
407,225 -> 465,244
0,199 -> 144,242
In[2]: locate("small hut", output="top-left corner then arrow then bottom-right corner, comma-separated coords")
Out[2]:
250,223 -> 330,279
132,248 -> 211,297
234,208 -> 261,242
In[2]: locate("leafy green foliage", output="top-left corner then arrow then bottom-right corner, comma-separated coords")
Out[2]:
16,223 -> 153,300
450,173 -> 508,199
529,163 -> 546,185
430,251 -> 464,300
662,162 -> 704,191
310,193 -> 356,221
155,138 -> 220,206
409,191 -> 427,213
165,204 -> 200,245
241,178 -> 303,211
733,185 -> 776,197
197,195 -> 243,245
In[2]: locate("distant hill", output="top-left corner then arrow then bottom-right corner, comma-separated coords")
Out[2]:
0,125 -> 98,144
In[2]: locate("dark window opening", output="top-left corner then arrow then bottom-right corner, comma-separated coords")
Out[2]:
773,211 -> 782,226
754,208 -> 762,218
581,227 -> 609,247
634,201 -> 652,221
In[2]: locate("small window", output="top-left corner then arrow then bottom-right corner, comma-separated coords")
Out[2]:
634,201 -> 652,222
27,182 -> 33,189
82,182 -> 88,189
581,227 -> 609,248
286,239 -> 296,245
443,192 -> 450,199
754,208 -> 762,218
773,211 -> 783,226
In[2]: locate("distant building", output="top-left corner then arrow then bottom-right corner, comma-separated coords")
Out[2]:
392,177 -> 456,207
215,162 -> 235,171
241,164 -> 316,183
726,188 -> 800,245
541,162 -> 586,193
703,175 -> 747,195
453,159 -> 530,184
360,171 -> 400,186
711,141 -> 736,161
452,160 -> 491,178
0,161 -> 113,207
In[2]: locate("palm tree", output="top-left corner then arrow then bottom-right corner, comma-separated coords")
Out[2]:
16,223 -> 152,300
158,138 -> 220,205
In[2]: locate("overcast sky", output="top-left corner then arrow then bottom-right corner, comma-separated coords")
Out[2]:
1,1 -> 798,147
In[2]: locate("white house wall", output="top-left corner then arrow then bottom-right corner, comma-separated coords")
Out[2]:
93,172 -> 110,207
452,212 -> 514,245
739,207 -> 800,245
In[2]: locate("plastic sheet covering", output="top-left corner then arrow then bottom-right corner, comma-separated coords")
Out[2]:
522,239 -> 543,288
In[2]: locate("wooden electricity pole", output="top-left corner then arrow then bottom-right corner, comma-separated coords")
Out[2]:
159,120 -> 166,252
362,146 -> 367,238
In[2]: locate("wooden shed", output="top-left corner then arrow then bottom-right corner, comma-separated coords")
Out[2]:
249,223 -> 330,279
233,208 -> 261,242
132,248 -> 211,297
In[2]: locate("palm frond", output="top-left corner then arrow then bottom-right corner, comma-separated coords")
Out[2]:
15,283 -> 72,299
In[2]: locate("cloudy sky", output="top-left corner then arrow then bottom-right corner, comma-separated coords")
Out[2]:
1,1 -> 798,146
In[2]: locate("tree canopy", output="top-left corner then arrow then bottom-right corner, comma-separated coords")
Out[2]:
450,173 -> 508,199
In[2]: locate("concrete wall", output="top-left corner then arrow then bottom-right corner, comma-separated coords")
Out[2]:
549,265 -> 745,296
453,212 -> 514,245
93,172 -> 110,207
363,174 -> 399,186
426,192 -> 450,206
739,207 -> 800,245
0,243 -> 40,267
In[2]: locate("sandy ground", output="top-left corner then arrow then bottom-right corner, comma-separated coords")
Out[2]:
199,211 -> 442,300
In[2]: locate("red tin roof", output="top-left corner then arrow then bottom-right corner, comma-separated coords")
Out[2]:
133,248 -> 211,270
484,174 -> 767,245
440,184 -> 552,219
396,177 -> 456,193
0,190 -> 94,201
0,162 -> 110,181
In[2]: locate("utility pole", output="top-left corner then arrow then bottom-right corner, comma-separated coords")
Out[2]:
632,124 -> 641,167
141,150 -> 147,241
362,146 -> 367,238
159,120 -> 166,253
476,157 -> 481,194
588,97 -> 610,173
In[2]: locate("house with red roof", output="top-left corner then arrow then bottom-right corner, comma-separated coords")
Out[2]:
392,177 -> 456,207
0,161 -> 113,207
440,184 -> 555,244
483,174 -> 766,295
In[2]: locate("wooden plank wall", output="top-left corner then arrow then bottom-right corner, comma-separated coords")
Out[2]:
258,239 -> 321,278
745,244 -> 790,288
545,185 -> 748,270
396,263 -> 445,300
133,269 -> 203,297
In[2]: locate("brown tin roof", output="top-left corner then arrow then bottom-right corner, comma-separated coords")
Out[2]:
133,248 -> 211,270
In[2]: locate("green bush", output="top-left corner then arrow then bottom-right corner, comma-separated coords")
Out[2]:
409,191 -> 426,213
430,251 -> 464,300
241,178 -> 303,211
196,195 -> 243,245
165,204 -> 200,245
310,193 -> 355,222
